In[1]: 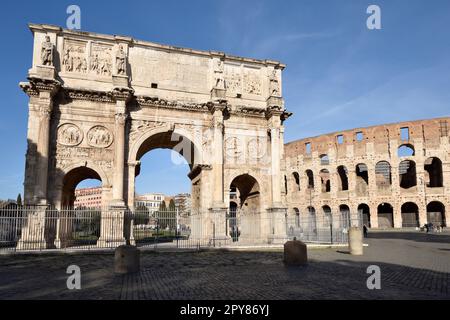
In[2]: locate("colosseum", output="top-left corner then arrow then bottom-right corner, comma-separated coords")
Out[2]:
283,117 -> 449,229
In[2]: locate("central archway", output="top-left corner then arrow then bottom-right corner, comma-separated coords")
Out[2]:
228,174 -> 261,242
128,127 -> 203,210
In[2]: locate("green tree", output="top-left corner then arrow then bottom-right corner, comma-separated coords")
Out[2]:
134,205 -> 150,225
169,199 -> 176,211
159,200 -> 166,211
16,193 -> 22,206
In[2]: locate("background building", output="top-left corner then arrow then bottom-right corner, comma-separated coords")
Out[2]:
134,193 -> 165,212
74,187 -> 102,208
174,193 -> 191,216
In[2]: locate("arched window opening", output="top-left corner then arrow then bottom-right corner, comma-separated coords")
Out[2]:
399,160 -> 417,189
424,157 -> 443,188
375,161 -> 392,187
337,165 -> 349,191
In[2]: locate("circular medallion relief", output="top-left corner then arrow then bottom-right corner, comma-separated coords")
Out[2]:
87,125 -> 113,148
57,123 -> 83,146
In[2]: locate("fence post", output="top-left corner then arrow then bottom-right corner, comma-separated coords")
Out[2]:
213,222 -> 216,248
330,222 -> 333,244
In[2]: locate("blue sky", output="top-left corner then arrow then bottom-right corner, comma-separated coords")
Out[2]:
1,0 -> 449,199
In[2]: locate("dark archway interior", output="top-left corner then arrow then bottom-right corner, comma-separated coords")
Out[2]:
230,174 -> 260,212
306,170 -> 314,189
62,166 -> 102,207
424,157 -> 443,188
377,203 -> 394,228
356,163 -> 369,185
399,160 -> 417,189
337,165 -> 349,191
358,204 -> 371,227
401,202 -> 419,227
292,172 -> 300,191
427,201 -> 446,227
320,169 -> 330,192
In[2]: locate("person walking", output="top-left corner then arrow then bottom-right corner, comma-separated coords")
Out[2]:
363,224 -> 368,238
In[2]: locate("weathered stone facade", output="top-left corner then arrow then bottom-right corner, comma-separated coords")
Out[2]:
19,24 -> 290,247
284,118 -> 450,229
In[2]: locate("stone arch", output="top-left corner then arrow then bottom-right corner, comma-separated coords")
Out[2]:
401,202 -> 419,228
427,201 -> 446,227
128,125 -> 203,168
60,164 -> 106,207
305,169 -> 314,189
229,174 -> 261,214
339,204 -> 350,226
375,161 -> 391,187
337,165 -> 349,191
322,205 -> 332,227
356,163 -> 369,185
127,126 -> 203,209
292,171 -> 300,191
358,203 -> 371,228
424,157 -> 443,188
398,144 -> 415,157
399,160 -> 417,189
319,154 -> 329,165
293,207 -> 300,227
319,169 -> 330,192
377,203 -> 394,228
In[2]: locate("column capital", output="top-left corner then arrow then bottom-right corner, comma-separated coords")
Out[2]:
111,87 -> 134,103
115,112 -> 128,125
208,101 -> 228,115
20,77 -> 60,98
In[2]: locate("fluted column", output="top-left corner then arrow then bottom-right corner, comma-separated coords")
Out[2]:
269,113 -> 282,206
110,88 -> 133,206
112,112 -> 127,204
211,105 -> 225,206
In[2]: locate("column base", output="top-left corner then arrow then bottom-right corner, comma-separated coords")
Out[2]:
16,239 -> 47,251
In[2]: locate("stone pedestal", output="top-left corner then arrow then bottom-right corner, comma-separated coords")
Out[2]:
211,87 -> 226,100
16,206 -> 48,250
29,65 -> 56,80
348,227 -> 363,255
209,206 -> 231,246
267,206 -> 288,244
97,206 -> 126,248
112,74 -> 129,88
283,238 -> 308,266
114,245 -> 140,274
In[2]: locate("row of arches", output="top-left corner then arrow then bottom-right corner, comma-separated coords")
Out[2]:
317,143 -> 415,165
292,201 -> 446,229
287,157 -> 444,194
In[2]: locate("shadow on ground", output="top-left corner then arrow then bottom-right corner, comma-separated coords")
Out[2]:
0,250 -> 448,300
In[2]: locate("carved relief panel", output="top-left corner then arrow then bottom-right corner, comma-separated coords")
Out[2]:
62,39 -> 88,73
90,42 -> 113,76
57,123 -> 83,146
243,66 -> 262,95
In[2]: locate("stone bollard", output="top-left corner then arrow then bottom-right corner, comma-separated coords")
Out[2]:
114,245 -> 140,274
348,227 -> 363,255
283,238 -> 307,266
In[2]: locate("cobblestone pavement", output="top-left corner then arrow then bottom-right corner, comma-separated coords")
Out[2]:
0,231 -> 449,300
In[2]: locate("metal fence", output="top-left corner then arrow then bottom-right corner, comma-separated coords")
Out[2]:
0,206 -> 361,253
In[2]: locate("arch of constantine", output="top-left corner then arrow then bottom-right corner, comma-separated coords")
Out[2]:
18,24 -> 291,248
16,24 -> 449,250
